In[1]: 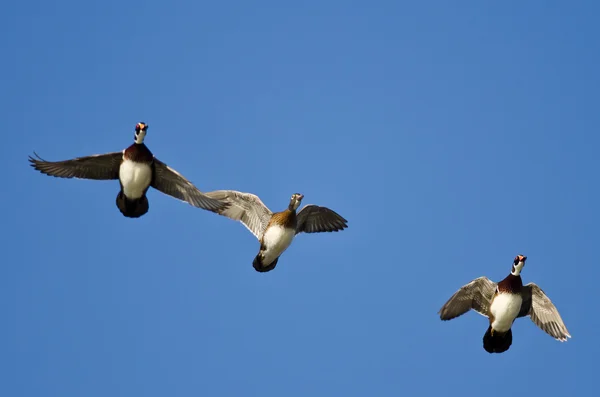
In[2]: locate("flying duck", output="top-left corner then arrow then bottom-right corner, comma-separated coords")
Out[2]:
204,191 -> 348,272
438,255 -> 571,354
29,122 -> 228,218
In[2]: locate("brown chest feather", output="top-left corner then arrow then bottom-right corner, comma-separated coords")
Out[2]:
497,274 -> 523,294
269,210 -> 297,229
124,143 -> 154,163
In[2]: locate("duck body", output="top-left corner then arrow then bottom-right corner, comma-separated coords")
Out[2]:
119,145 -> 153,199
119,159 -> 152,199
115,142 -> 154,218
489,275 -> 523,333
483,272 -> 523,353
254,210 -> 298,272
260,223 -> 296,267
490,293 -> 522,332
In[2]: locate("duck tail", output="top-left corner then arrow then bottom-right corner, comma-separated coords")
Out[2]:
116,192 -> 149,218
483,326 -> 512,354
252,255 -> 278,273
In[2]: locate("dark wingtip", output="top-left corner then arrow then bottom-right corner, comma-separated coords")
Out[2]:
334,211 -> 349,231
438,309 -> 445,319
28,152 -> 42,169
334,218 -> 349,232
28,151 -> 47,165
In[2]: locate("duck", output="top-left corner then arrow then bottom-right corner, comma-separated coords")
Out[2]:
29,122 -> 228,218
438,255 -> 571,353
204,190 -> 348,272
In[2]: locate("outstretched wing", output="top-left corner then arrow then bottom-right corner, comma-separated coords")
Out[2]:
438,277 -> 497,320
151,158 -> 228,212
204,190 -> 273,239
295,205 -> 348,234
518,283 -> 571,341
29,151 -> 122,180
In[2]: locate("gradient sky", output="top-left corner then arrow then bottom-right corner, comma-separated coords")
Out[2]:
2,1 -> 598,396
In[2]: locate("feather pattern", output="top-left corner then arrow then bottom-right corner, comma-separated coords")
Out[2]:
123,143 -> 153,162
204,190 -> 273,239
151,158 -> 228,212
28,151 -> 122,180
518,283 -> 571,341
296,204 -> 348,234
438,277 -> 497,320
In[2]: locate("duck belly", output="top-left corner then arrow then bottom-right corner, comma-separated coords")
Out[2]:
119,160 -> 152,199
261,225 -> 295,264
490,293 -> 522,332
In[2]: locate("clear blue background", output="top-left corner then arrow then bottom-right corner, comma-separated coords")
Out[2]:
2,1 -> 597,396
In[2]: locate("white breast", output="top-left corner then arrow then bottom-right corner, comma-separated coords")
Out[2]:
490,293 -> 523,332
261,225 -> 296,265
119,160 -> 152,199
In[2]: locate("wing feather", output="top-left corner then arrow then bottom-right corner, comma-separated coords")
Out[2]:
438,277 -> 497,320
518,283 -> 571,341
296,205 -> 348,234
150,158 -> 228,212
29,151 -> 122,180
204,190 -> 273,239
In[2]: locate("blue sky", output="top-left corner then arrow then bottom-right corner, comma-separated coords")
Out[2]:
2,1 -> 598,396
